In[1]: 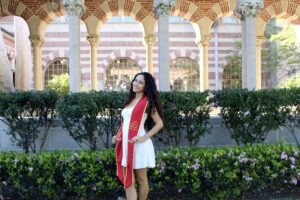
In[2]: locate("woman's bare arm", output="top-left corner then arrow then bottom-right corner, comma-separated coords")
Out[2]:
130,109 -> 163,143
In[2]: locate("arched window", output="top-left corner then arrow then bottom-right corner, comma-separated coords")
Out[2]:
105,58 -> 141,91
222,62 -> 242,89
170,57 -> 199,91
44,58 -> 69,87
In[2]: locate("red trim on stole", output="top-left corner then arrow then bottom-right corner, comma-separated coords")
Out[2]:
116,96 -> 148,188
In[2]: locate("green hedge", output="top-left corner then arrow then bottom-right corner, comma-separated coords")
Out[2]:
212,89 -> 285,145
0,144 -> 299,199
159,91 -> 211,146
0,91 -> 58,153
1,88 -> 300,152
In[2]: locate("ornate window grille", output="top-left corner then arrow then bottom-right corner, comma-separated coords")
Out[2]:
170,57 -> 200,91
105,58 -> 141,91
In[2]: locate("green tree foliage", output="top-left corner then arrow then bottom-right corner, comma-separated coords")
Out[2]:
262,20 -> 300,87
223,20 -> 300,89
279,73 -> 300,88
222,42 -> 242,89
46,73 -> 69,95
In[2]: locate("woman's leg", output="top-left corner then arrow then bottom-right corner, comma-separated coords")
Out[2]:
135,168 -> 149,200
125,169 -> 137,200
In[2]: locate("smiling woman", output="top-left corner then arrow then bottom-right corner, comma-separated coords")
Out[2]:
112,72 -> 164,200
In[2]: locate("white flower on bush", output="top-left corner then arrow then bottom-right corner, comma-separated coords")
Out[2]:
91,185 -> 97,191
291,178 -> 298,185
72,153 -> 79,160
243,111 -> 250,117
227,150 -> 234,157
264,166 -> 270,171
213,154 -> 218,159
281,151 -> 288,160
297,172 -> 300,178
14,159 -> 19,165
289,157 -> 296,164
28,167 -> 33,172
191,163 -> 200,170
291,164 -> 296,169
238,152 -> 249,163
219,169 -> 224,174
271,174 -> 277,179
280,169 -> 285,175
2,181 -> 7,186
243,175 -> 253,181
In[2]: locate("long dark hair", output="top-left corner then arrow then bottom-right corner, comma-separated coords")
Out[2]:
125,72 -> 163,130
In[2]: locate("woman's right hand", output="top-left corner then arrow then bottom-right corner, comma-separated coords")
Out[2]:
112,135 -> 120,144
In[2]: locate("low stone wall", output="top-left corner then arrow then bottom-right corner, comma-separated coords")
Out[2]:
0,117 -> 299,151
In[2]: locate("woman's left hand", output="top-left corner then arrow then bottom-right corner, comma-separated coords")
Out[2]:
130,136 -> 146,143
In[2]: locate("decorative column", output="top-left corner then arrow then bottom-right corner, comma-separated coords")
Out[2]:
256,36 -> 264,89
29,35 -> 44,90
197,35 -> 211,92
235,0 -> 263,90
153,0 -> 174,91
87,34 -> 99,90
213,25 -> 220,90
144,35 -> 156,75
62,0 -> 85,92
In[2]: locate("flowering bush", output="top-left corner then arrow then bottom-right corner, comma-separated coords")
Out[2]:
0,144 -> 300,199
151,144 -> 300,199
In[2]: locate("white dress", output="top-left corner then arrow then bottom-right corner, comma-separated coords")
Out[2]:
121,105 -> 156,169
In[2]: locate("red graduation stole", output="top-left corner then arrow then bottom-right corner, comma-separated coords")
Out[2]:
116,96 -> 148,188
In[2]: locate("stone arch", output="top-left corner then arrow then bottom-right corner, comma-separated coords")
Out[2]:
83,0 -> 157,36
169,49 -> 199,63
172,0 -> 236,23
0,0 -> 67,22
0,0 -> 31,18
42,50 -> 68,71
102,49 -> 146,73
257,0 -> 300,36
207,0 -> 239,33
170,0 -> 235,42
208,0 -> 236,20
0,0 -> 65,42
